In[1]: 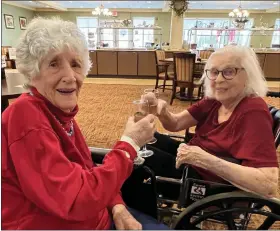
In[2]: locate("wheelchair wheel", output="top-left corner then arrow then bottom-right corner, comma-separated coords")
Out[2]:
172,191 -> 280,230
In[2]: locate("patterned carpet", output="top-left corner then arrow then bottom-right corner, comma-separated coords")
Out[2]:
76,83 -> 280,230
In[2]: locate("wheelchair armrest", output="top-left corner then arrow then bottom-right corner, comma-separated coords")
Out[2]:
89,147 -> 111,164
164,133 -> 185,140
156,176 -> 182,185
164,130 -> 194,143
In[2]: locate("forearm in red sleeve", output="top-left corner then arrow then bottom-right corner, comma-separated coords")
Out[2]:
108,193 -> 125,211
9,129 -> 136,222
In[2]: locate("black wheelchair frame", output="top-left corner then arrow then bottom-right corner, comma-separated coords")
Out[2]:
90,105 -> 280,230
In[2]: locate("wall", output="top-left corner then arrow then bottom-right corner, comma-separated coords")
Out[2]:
2,3 -> 35,47
35,11 -> 172,43
2,3 -> 278,48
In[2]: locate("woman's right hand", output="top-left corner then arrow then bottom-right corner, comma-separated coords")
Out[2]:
141,93 -> 167,117
122,114 -> 156,147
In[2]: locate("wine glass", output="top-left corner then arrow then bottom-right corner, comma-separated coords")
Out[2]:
133,99 -> 154,158
143,88 -> 159,144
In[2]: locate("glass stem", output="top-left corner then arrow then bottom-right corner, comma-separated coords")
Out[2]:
142,145 -> 147,151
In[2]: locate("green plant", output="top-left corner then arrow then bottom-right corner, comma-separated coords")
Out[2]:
169,0 -> 189,17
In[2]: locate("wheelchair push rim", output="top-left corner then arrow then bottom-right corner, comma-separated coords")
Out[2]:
172,191 -> 280,230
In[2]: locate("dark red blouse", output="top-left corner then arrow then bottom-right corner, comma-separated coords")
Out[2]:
187,97 -> 278,183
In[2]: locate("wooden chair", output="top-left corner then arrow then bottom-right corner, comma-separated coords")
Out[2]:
199,49 -> 214,60
154,50 -> 174,92
170,52 -> 202,105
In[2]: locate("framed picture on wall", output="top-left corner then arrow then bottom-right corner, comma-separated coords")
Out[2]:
4,14 -> 15,29
19,17 -> 27,30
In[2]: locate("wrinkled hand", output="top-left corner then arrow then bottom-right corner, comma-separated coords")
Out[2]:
123,114 -> 156,147
176,143 -> 208,169
112,205 -> 142,230
141,93 -> 167,117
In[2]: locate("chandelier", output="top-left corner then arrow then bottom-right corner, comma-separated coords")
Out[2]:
229,1 -> 249,28
92,4 -> 112,16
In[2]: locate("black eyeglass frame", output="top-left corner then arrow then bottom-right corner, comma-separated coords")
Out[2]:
205,67 -> 244,80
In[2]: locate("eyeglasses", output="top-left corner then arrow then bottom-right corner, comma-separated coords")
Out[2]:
205,67 -> 244,80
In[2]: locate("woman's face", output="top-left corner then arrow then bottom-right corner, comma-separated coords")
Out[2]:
31,49 -> 85,112
207,53 -> 247,105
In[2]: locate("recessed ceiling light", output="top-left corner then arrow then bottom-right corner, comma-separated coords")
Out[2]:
273,2 -> 278,4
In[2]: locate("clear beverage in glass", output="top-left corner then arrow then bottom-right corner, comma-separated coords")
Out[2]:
143,88 -> 159,144
132,99 -> 154,158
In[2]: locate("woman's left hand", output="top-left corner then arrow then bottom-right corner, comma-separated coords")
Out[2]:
112,204 -> 142,230
176,143 -> 208,169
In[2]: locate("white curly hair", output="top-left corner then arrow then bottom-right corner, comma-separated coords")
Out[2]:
16,16 -> 92,86
201,45 -> 268,98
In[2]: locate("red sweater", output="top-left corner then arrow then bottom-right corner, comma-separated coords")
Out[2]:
2,88 -> 137,229
187,97 -> 278,183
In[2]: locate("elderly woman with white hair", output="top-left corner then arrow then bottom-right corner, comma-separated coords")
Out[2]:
1,17 -> 170,230
143,45 -> 279,199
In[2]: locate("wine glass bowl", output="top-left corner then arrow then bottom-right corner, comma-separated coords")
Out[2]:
143,88 -> 159,144
132,99 -> 154,158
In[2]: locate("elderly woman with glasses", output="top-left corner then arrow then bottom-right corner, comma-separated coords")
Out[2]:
1,17 -> 172,230
143,45 -> 278,198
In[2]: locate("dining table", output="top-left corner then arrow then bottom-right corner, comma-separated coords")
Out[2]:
2,71 -> 29,113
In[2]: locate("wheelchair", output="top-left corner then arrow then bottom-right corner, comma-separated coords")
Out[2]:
90,105 -> 280,230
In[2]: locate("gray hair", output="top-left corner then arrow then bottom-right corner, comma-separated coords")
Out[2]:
202,45 -> 268,98
16,16 -> 92,85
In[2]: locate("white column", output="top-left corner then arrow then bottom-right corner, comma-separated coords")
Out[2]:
169,10 -> 184,49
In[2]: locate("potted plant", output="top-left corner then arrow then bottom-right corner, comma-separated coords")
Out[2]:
169,0 -> 189,17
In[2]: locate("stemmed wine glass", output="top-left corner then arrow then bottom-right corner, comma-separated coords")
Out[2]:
132,99 -> 154,158
143,88 -> 159,144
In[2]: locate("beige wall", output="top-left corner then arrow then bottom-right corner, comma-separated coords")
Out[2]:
2,3 -> 35,47
35,11 -> 171,44
2,2 -> 279,49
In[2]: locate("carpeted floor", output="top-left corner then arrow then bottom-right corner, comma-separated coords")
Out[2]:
76,82 -> 280,148
76,83 -> 280,230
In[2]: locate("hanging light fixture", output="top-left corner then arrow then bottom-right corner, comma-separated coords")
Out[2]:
92,3 -> 112,16
229,0 -> 249,28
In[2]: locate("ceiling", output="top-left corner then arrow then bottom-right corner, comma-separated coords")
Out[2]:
3,1 -> 280,11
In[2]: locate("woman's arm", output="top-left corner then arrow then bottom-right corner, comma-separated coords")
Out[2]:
176,145 -> 279,198
158,108 -> 197,132
9,129 -> 136,222
197,152 -> 278,198
155,98 -> 216,132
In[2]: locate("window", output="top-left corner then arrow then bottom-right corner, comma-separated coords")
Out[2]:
271,19 -> 280,46
77,17 -> 98,49
133,17 -> 155,48
99,28 -> 114,48
183,18 -> 253,49
117,29 -> 130,48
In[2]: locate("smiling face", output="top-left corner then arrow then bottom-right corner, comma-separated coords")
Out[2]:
207,53 -> 247,105
31,49 -> 85,112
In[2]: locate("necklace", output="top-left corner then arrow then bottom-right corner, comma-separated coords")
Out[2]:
29,91 -> 74,136
54,117 -> 74,137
